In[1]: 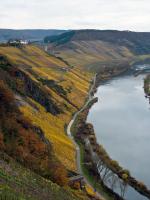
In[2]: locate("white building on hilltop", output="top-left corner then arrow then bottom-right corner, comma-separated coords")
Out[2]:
8,39 -> 28,46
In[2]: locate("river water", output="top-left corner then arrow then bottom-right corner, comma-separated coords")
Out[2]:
87,67 -> 150,200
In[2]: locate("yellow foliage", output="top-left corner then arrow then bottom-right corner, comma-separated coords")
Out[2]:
122,173 -> 129,181
20,99 -> 76,171
0,45 -> 92,108
0,45 -> 92,172
85,184 -> 95,197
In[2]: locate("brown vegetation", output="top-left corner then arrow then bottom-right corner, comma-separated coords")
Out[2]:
0,80 -> 68,186
144,74 -> 150,97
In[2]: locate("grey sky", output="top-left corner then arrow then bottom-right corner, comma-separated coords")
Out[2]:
0,0 -> 150,31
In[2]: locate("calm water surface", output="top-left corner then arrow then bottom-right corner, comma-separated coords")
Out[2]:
87,72 -> 150,200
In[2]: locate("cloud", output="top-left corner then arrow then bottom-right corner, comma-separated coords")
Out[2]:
0,0 -> 150,31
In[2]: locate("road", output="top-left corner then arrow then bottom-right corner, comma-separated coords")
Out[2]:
67,74 -> 105,200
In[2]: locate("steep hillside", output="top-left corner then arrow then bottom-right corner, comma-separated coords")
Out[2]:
0,44 -> 96,199
0,152 -> 89,200
44,30 -> 150,72
0,29 -> 66,42
0,45 -> 92,172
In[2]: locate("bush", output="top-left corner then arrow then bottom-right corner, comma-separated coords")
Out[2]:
0,81 -> 69,186
0,131 -> 5,150
0,80 -> 16,113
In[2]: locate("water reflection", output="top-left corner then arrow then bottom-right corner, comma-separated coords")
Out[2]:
87,73 -> 150,200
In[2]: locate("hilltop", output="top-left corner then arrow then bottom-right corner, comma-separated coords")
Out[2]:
44,29 -> 150,72
45,29 -> 150,54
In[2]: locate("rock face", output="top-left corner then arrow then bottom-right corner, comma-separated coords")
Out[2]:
16,70 -> 62,115
0,55 -> 61,115
33,126 -> 51,146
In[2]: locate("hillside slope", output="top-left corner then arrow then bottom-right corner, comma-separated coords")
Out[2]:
45,30 -> 150,72
0,45 -> 92,172
0,152 -> 88,200
0,44 -> 98,200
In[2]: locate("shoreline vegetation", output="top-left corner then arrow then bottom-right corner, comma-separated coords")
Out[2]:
70,67 -> 150,200
144,74 -> 150,99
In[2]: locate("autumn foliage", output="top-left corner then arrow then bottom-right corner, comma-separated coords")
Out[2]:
0,80 -> 68,186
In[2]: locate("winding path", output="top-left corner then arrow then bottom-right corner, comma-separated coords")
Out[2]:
67,75 -> 105,200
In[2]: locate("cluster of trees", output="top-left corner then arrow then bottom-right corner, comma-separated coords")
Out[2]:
76,111 -> 130,181
144,75 -> 150,96
0,80 -> 68,186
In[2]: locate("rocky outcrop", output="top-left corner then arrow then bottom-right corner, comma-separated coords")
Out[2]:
16,70 -> 62,115
0,57 -> 62,115
32,125 -> 51,151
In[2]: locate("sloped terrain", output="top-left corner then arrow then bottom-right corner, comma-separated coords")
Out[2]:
0,44 -> 95,199
0,45 -> 92,172
45,30 -> 150,72
0,152 -> 89,200
48,40 -> 133,72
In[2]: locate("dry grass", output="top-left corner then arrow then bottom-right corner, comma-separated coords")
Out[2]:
50,40 -> 134,71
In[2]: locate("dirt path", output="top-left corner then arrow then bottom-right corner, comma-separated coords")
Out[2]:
67,75 -> 106,200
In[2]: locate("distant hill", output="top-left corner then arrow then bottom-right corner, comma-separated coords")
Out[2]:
0,29 -> 67,42
44,30 -> 150,72
44,29 -> 150,54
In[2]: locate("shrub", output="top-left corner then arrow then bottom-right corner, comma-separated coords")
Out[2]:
0,80 -> 69,186
49,162 -> 69,186
0,131 -> 5,150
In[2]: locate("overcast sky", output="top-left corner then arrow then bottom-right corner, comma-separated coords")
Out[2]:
0,0 -> 150,31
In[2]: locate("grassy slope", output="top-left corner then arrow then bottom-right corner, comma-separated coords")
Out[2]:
0,152 -> 89,200
50,40 -> 134,72
46,30 -> 150,73
0,45 -> 92,172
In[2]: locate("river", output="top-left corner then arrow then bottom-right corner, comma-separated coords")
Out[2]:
87,66 -> 150,200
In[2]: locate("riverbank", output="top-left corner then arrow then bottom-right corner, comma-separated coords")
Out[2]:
144,74 -> 150,97
67,68 -> 131,200
67,75 -> 106,200
69,69 -> 150,200
77,96 -> 150,199
71,100 -> 124,200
